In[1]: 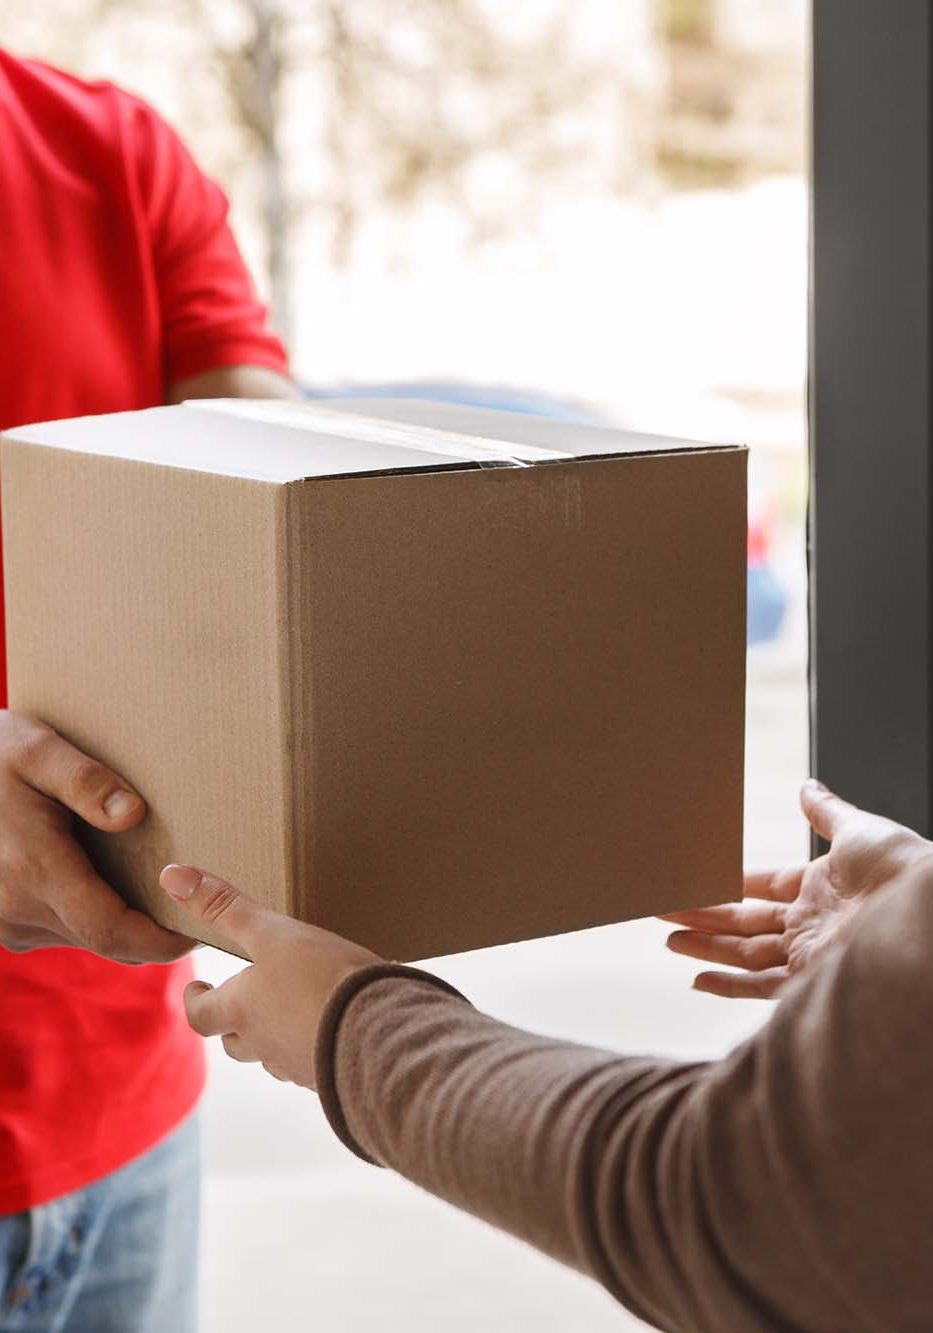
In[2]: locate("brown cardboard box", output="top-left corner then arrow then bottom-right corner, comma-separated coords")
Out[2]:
1,398 -> 746,959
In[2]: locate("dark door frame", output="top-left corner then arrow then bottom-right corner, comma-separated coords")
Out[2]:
810,0 -> 933,833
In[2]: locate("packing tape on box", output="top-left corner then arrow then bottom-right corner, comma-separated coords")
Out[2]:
185,399 -> 573,469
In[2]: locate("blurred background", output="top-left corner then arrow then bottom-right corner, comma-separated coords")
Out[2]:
4,2 -> 809,1328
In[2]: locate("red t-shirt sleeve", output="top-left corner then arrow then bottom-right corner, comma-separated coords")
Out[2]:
126,99 -> 289,385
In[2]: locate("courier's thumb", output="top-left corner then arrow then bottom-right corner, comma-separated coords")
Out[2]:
160,864 -> 262,956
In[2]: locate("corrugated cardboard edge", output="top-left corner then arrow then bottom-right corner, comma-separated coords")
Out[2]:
281,480 -> 316,920
272,483 -> 297,922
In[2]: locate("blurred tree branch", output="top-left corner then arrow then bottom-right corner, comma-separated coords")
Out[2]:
3,0 -> 627,347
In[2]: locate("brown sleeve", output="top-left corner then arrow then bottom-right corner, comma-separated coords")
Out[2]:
314,874 -> 933,1333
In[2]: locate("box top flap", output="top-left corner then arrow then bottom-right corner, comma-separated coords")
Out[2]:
320,396 -> 743,461
2,398 -> 743,483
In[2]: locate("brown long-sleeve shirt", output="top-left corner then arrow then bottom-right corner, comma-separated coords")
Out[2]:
314,868 -> 933,1332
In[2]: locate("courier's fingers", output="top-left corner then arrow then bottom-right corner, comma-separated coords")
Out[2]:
662,900 -> 788,938
161,865 -> 268,958
13,719 -> 145,831
693,966 -> 790,1000
666,929 -> 788,972
53,864 -> 193,963
800,779 -> 859,843
0,924 -> 81,954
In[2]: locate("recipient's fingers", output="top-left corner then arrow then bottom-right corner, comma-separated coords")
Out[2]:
222,1033 -> 259,1064
662,900 -> 788,938
693,966 -> 790,1000
184,978 -> 242,1038
13,719 -> 145,831
161,865 -> 268,959
666,929 -> 788,972
742,867 -> 804,903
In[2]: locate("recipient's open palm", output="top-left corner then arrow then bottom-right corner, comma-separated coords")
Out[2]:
663,780 -> 933,999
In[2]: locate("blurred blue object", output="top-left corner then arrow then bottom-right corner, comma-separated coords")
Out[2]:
747,565 -> 787,646
306,379 -> 786,646
305,380 -> 602,424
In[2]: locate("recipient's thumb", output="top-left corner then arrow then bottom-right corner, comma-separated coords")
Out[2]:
800,779 -> 858,843
160,864 -> 264,957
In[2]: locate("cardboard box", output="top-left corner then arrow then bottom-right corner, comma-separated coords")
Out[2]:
1,398 -> 746,959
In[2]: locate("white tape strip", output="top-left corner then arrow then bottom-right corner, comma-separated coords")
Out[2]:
185,399 -> 573,468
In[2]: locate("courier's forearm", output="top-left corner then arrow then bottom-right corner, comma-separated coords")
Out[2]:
167,364 -> 300,403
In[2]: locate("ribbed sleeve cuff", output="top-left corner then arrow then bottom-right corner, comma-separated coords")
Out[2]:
314,962 -> 470,1164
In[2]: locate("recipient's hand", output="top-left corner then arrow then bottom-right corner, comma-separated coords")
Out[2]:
0,711 -> 192,962
663,779 -> 933,999
160,864 -> 382,1088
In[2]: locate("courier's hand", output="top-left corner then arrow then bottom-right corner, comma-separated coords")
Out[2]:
161,865 -> 381,1088
663,779 -> 933,999
0,711 -> 192,962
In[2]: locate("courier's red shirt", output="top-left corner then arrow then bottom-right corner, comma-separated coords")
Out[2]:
0,50 -> 288,1213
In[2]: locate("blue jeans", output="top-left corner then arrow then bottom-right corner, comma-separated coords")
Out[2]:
0,1114 -> 199,1333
